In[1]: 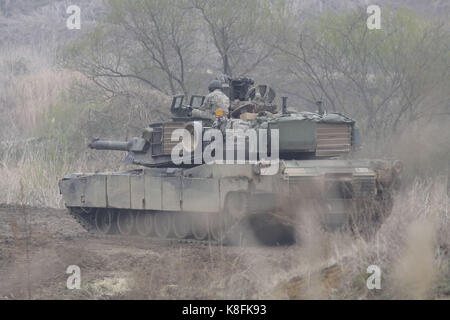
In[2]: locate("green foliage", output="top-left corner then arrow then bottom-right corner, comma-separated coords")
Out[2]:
277,7 -> 449,151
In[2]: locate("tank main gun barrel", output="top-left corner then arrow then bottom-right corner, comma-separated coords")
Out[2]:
88,137 -> 148,152
89,139 -> 130,151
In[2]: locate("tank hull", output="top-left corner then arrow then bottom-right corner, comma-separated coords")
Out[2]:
59,159 -> 399,244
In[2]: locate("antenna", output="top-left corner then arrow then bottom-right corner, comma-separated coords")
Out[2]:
228,81 -> 233,119
316,100 -> 324,116
282,97 -> 288,115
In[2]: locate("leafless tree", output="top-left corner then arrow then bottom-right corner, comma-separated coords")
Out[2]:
61,0 -> 202,97
275,8 -> 450,149
190,0 -> 286,77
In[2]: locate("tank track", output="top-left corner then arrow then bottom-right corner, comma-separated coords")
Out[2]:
67,207 -> 222,246
66,194 -> 392,247
66,207 -> 298,246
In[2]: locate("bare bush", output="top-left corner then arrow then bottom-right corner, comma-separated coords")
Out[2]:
338,179 -> 449,299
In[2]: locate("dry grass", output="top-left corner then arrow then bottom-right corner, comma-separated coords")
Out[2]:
0,148 -> 127,208
4,70 -> 79,136
337,178 -> 449,299
0,154 -> 79,208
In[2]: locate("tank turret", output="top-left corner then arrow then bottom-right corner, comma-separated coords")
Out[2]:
85,77 -> 358,167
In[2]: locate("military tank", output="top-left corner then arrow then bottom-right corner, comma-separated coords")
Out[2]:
59,77 -> 403,245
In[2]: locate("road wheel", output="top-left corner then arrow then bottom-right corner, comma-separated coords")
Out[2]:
172,214 -> 191,239
95,209 -> 114,234
117,210 -> 135,236
191,214 -> 208,240
154,213 -> 172,238
135,212 -> 153,237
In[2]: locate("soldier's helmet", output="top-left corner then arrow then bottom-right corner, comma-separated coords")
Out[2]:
208,80 -> 222,92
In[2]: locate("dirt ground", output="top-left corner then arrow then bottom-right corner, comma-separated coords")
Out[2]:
0,204 -> 355,300
0,203 -> 448,300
